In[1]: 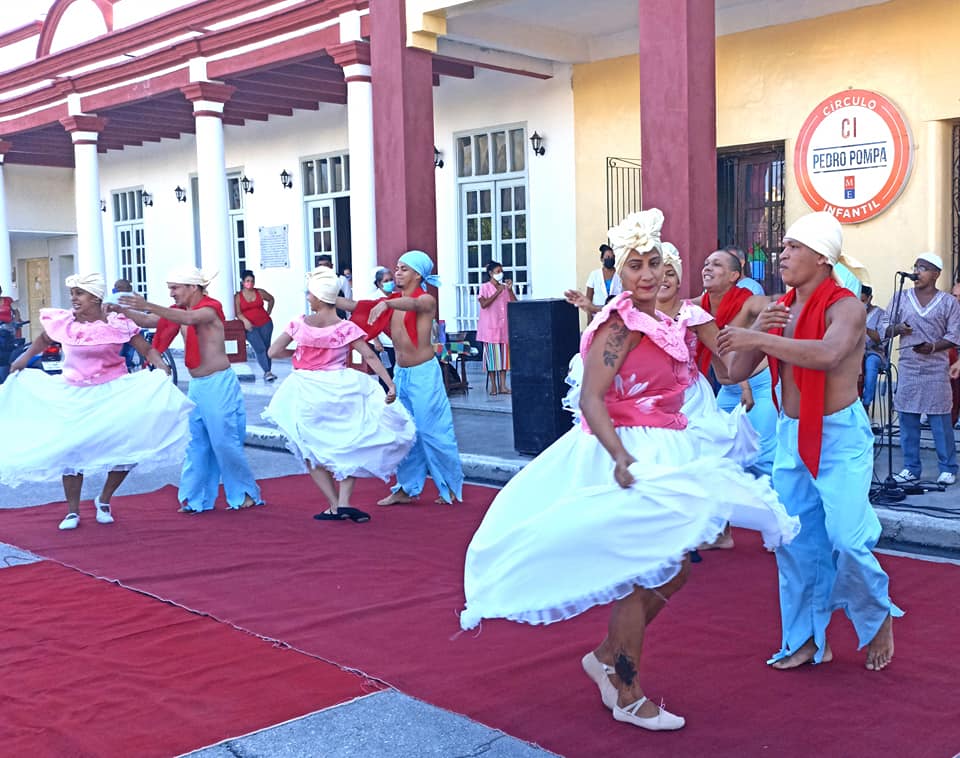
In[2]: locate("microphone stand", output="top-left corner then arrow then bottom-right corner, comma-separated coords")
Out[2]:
872,272 -> 915,503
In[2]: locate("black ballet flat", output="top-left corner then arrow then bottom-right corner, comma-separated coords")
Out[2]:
337,507 -> 371,523
313,510 -> 348,521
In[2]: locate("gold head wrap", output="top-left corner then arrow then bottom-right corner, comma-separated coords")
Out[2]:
65,273 -> 105,300
607,208 -> 665,274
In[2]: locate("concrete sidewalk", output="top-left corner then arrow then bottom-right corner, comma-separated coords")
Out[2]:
188,351 -> 960,553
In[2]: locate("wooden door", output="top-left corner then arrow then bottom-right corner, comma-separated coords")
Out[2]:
25,258 -> 50,341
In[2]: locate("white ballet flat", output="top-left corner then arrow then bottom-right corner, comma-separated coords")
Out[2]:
613,696 -> 685,731
581,652 -> 618,710
58,513 -> 79,530
94,497 -> 114,525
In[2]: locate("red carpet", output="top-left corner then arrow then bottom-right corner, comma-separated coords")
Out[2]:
0,561 -> 378,758
2,476 -> 959,757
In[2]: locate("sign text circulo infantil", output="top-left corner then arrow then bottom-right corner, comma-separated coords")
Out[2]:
794,89 -> 913,224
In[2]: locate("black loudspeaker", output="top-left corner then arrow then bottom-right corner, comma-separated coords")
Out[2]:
508,298 -> 581,455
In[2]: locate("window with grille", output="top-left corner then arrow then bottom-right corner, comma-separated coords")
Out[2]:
454,125 -> 530,331
717,143 -> 786,293
112,189 -> 148,295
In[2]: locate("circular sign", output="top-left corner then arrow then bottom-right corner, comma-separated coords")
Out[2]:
794,89 -> 913,224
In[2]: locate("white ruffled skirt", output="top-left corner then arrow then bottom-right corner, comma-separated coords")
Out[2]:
0,368 -> 194,487
460,424 -> 799,630
262,368 -> 416,481
563,355 -> 759,467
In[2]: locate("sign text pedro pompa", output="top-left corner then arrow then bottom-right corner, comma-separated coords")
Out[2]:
794,89 -> 913,224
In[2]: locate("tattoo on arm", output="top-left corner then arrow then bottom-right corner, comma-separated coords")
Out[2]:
602,321 -> 629,367
614,651 -> 637,687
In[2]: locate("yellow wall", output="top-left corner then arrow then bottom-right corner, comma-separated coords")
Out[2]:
572,55 -> 640,292
573,0 -> 960,305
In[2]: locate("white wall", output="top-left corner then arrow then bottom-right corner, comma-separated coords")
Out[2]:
97,103 -> 349,331
6,165 -> 76,233
94,66 -> 578,332
433,64 -> 577,326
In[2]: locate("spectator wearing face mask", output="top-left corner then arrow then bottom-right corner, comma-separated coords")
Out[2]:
477,260 -> 516,396
585,244 -> 622,314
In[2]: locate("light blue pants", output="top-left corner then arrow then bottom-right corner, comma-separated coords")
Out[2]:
393,359 -> 464,503
770,402 -> 903,664
717,367 -> 778,476
899,411 -> 958,478
179,368 -> 262,511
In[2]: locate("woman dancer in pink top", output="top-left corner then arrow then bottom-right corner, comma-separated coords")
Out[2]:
476,260 -> 516,395
264,267 -> 415,523
0,273 -> 193,529
461,211 -> 798,732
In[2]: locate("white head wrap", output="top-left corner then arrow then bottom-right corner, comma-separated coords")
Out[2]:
783,211 -> 871,286
166,266 -> 216,287
608,208 -> 665,274
660,241 -> 682,283
65,273 -> 105,300
306,266 -> 341,304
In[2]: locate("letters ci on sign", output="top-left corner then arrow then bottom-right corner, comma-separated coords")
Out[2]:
794,89 -> 913,224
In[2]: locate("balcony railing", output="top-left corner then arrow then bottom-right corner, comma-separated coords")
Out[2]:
454,282 -> 530,332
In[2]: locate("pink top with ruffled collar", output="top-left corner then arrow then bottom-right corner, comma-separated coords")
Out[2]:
579,292 -> 691,431
662,299 -> 713,388
40,308 -> 140,386
287,317 -> 366,370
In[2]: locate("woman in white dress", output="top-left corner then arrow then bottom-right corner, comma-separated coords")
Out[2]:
263,267 -> 415,523
461,211 -> 799,732
0,273 -> 194,529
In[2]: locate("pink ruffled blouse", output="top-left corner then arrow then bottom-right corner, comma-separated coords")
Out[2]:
666,300 -> 713,388
287,317 -> 366,370
579,293 -> 692,431
40,308 -> 140,387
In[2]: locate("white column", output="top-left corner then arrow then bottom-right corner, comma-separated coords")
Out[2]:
343,62 -> 377,289
0,146 -> 12,294
183,80 -> 236,316
71,133 -> 106,275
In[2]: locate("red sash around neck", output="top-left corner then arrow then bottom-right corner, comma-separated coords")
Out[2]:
768,277 -> 853,478
152,295 -> 226,370
350,289 -> 428,347
695,285 -> 753,376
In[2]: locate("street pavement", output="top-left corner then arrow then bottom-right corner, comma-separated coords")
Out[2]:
2,349 -> 958,757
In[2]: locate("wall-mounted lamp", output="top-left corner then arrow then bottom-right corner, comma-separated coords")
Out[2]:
99,199 -> 107,213
240,175 -> 254,194
141,191 -> 153,207
529,131 -> 546,156
433,146 -> 444,169
174,185 -> 187,203
280,169 -> 293,189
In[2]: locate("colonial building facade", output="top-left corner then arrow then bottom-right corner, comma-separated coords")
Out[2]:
1,0 -> 957,338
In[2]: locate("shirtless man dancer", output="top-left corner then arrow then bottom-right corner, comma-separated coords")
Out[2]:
718,211 -> 900,672
343,251 -> 463,505
119,267 -> 262,513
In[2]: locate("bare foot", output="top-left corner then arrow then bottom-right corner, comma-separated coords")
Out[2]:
698,532 -> 735,550
770,638 -> 833,669
377,489 -> 414,506
499,388 -> 511,395
237,495 -> 257,509
435,496 -> 461,504
865,614 -> 894,671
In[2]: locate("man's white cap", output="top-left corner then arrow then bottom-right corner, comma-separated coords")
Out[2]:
915,252 -> 943,271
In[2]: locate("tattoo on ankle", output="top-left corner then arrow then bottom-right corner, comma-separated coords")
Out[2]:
614,652 -> 636,686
